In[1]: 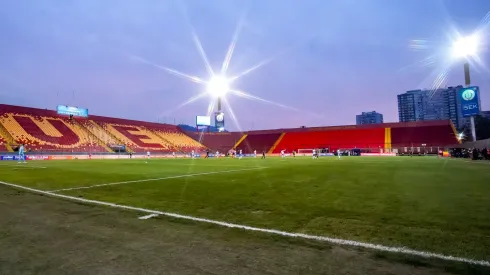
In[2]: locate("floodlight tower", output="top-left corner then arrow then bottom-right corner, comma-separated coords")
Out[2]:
451,34 -> 480,142
207,75 -> 229,112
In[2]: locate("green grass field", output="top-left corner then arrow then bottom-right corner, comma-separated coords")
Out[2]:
1,156 -> 489,263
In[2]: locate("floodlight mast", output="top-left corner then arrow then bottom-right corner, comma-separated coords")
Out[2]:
465,62 -> 477,142
207,76 -> 229,112
452,35 -> 478,141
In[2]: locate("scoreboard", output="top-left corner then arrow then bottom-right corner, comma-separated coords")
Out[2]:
57,105 -> 88,118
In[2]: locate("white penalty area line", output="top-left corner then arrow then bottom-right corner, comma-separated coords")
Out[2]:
48,167 -> 267,193
0,180 -> 488,267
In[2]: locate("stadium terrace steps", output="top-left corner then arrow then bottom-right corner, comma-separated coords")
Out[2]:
90,116 -> 204,153
268,132 -> 285,154
152,129 -> 206,153
272,128 -> 386,153
237,133 -> 282,154
390,123 -> 458,148
88,120 -> 133,153
185,132 -> 244,153
232,134 -> 248,150
148,129 -> 183,153
0,104 -> 208,153
0,113 -> 108,153
227,120 -> 459,154
0,136 -> 12,152
0,104 -> 459,154
0,120 -> 15,144
72,119 -> 113,153
0,122 -> 15,152
104,123 -> 171,153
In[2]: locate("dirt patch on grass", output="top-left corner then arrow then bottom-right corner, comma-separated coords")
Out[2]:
0,185 -> 485,275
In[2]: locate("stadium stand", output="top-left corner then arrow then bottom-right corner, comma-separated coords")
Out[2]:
249,121 -> 459,154
0,105 -> 109,153
185,131 -> 244,153
0,104 -> 205,153
152,128 -> 205,152
74,119 -> 121,152
390,120 -> 459,148
0,104 -> 459,155
235,132 -> 282,154
90,115 -> 205,153
0,136 -> 8,152
271,128 -> 386,153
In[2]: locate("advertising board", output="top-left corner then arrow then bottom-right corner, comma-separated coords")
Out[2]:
361,153 -> 397,156
26,155 -> 50,160
57,105 -> 89,117
1,155 -> 19,161
458,86 -> 480,117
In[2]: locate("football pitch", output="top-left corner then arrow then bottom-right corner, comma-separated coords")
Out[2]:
1,156 -> 490,272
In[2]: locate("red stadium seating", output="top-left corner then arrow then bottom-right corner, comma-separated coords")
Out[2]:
0,104 -> 205,153
0,136 -> 7,152
185,132 -> 244,152
273,128 -> 386,153
390,121 -> 459,148
0,104 -> 459,155
90,115 -> 205,153
0,105 -> 109,153
236,133 -> 282,154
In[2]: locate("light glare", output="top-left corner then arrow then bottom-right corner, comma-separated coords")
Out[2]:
452,34 -> 479,58
207,76 -> 230,97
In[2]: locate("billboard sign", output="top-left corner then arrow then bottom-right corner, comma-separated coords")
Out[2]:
361,153 -> 397,156
215,112 -> 225,129
26,155 -> 49,160
1,155 -> 19,161
196,116 -> 211,126
57,105 -> 89,118
459,86 -> 480,117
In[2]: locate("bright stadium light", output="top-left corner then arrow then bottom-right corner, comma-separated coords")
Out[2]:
451,34 -> 480,59
448,32 -> 484,142
206,75 -> 230,97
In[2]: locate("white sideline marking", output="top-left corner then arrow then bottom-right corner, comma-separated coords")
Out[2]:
48,167 -> 267,193
12,167 -> 47,170
462,160 -> 490,165
138,213 -> 160,220
0,180 -> 488,267
0,164 -> 47,169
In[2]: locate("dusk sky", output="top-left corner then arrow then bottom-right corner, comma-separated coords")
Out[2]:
1,0 -> 489,131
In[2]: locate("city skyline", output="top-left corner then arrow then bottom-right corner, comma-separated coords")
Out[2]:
1,0 -> 490,131
397,86 -> 468,129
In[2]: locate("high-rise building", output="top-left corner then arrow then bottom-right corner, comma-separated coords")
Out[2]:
397,85 -> 480,129
356,111 -> 383,125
